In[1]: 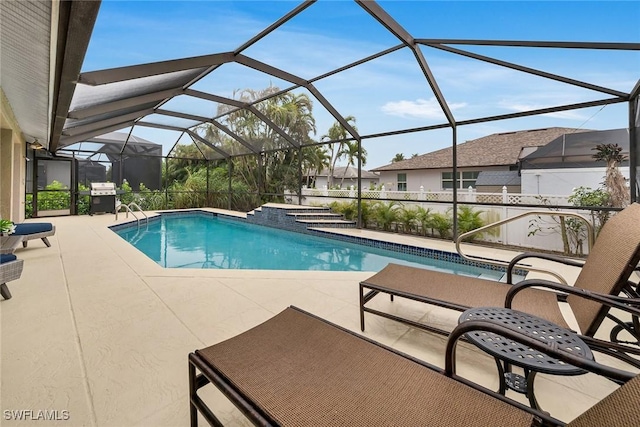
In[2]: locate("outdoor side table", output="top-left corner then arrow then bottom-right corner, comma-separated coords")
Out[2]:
458,307 -> 593,410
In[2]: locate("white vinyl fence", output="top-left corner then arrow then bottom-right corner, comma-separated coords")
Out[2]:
285,186 -> 600,255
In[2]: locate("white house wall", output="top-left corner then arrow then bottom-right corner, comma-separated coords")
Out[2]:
312,176 -> 379,189
521,167 -> 630,195
378,166 -> 510,192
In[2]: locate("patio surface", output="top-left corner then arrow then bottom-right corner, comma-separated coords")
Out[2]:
1,209 -> 636,426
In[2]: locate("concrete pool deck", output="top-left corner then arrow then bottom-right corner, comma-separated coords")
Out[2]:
1,209 -> 636,426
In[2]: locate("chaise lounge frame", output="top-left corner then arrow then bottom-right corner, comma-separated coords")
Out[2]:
188,306 -> 639,427
360,203 -> 640,366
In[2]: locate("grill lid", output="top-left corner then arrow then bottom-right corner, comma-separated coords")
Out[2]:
90,182 -> 116,195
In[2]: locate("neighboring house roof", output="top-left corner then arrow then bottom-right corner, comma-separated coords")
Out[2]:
311,166 -> 379,180
475,170 -> 521,187
372,127 -> 589,171
520,128 -> 629,169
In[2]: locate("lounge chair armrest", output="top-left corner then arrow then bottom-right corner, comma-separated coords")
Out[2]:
505,279 -> 640,318
446,319 -> 635,384
506,252 -> 585,284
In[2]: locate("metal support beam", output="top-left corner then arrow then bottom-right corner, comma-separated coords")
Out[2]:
306,84 -> 360,139
206,120 -> 259,154
185,130 -> 230,159
423,43 -> 628,98
183,90 -> 299,148
415,39 -> 640,50
356,0 -> 455,126
452,126 -> 458,240
630,93 -> 639,203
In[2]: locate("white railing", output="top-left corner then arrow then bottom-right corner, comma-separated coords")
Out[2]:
294,185 -> 570,206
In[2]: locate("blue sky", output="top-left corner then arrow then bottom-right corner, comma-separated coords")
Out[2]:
82,0 -> 640,168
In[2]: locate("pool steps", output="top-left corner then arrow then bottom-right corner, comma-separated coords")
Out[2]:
245,204 -> 356,232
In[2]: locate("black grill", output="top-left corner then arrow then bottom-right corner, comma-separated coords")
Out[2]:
89,182 -> 117,215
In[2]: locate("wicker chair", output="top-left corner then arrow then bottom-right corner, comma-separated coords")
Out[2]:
189,307 -> 639,427
360,203 -> 640,365
0,253 -> 24,300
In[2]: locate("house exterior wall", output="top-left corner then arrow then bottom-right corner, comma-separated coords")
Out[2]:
313,175 -> 379,189
377,166 -> 511,192
521,167 -> 630,195
1,91 -> 26,222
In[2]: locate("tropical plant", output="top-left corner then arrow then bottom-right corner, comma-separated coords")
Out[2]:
396,204 -> 418,234
592,143 -> 629,208
568,186 -> 610,235
301,145 -> 330,187
456,205 -> 485,241
339,141 -> 367,187
77,183 -> 90,215
328,201 -> 357,221
391,153 -> 405,163
429,211 -> 453,238
37,180 -> 70,211
0,219 -> 15,234
137,183 -> 166,211
321,116 -> 357,188
414,206 -> 432,236
372,201 -> 399,232
359,200 -> 375,228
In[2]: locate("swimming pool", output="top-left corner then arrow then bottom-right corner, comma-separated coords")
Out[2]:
113,212 -> 502,277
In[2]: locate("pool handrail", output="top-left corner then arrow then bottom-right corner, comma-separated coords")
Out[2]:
455,210 -> 595,285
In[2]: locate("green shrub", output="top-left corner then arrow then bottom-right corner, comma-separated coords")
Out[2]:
429,211 -> 453,238
457,205 -> 485,241
396,205 -> 418,234
415,206 -> 432,236
372,201 -> 399,232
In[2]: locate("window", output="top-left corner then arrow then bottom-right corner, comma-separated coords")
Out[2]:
441,171 -> 479,189
397,173 -> 407,191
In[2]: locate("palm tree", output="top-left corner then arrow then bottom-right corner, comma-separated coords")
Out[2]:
373,201 -> 399,232
391,153 -> 405,163
301,146 -> 330,187
208,86 -> 317,197
339,140 -> 367,187
321,116 -> 357,188
592,143 -> 629,208
415,206 -> 432,236
397,204 -> 418,234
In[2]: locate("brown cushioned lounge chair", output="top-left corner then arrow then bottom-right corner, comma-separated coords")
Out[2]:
189,306 -> 639,427
360,203 -> 640,365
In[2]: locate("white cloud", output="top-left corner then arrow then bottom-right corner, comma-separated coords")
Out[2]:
381,97 -> 467,120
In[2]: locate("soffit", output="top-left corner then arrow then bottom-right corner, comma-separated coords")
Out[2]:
0,0 -> 52,145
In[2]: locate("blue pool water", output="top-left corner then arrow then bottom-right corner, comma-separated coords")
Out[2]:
114,213 -> 501,277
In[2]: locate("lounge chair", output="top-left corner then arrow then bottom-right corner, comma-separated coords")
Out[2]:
0,253 -> 24,300
360,203 -> 640,363
13,222 -> 55,248
188,306 -> 639,426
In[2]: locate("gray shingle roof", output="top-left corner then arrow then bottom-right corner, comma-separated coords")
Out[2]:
373,127 -> 590,171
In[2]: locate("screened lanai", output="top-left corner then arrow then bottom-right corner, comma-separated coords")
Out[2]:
32,0 -> 640,234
